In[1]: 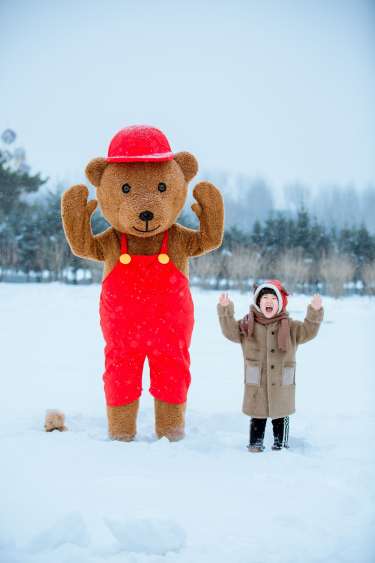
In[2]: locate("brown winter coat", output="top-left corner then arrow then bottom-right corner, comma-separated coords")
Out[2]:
217,302 -> 324,418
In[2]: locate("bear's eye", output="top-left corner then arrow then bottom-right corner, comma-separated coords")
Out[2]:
122,183 -> 131,194
158,182 -> 167,193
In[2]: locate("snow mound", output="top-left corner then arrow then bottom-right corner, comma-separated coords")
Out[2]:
105,516 -> 186,555
29,512 -> 89,553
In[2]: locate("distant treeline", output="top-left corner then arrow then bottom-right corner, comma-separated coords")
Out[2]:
1,131 -> 375,296
205,171 -> 375,234
188,210 -> 375,297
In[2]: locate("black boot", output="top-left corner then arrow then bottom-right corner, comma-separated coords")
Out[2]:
248,418 -> 266,452
271,417 -> 289,450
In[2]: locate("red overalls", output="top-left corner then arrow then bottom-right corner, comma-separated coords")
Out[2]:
99,230 -> 194,407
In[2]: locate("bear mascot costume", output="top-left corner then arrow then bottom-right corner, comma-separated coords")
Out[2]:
61,125 -> 224,441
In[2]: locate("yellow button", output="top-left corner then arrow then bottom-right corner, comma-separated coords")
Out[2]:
120,253 -> 131,264
158,253 -> 170,264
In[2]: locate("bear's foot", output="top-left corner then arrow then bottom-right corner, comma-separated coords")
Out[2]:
107,400 -> 139,441
154,399 -> 186,441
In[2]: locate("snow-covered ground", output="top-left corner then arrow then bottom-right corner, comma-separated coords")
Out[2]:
0,284 -> 374,563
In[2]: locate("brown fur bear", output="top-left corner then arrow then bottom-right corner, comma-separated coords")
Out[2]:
61,125 -> 224,442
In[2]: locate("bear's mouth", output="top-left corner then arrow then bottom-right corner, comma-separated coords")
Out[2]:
133,224 -> 161,233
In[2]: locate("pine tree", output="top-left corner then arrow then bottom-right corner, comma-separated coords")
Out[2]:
349,225 -> 375,281
0,130 -> 46,277
0,130 -> 46,218
274,213 -> 289,253
0,164 -> 45,216
261,214 -> 280,264
293,207 -> 311,255
251,220 -> 263,247
15,205 -> 43,279
310,219 -> 330,261
224,225 -> 251,251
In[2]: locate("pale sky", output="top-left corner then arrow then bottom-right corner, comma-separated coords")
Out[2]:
1,0 -> 374,194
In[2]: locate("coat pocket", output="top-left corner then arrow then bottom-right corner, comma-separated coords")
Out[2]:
282,363 -> 296,385
245,360 -> 261,386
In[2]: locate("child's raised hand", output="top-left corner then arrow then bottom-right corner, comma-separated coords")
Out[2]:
219,292 -> 232,307
311,294 -> 323,310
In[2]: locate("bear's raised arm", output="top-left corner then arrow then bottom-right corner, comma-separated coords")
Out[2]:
178,181 -> 224,257
61,184 -> 114,261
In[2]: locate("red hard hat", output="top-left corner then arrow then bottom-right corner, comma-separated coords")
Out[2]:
106,125 -> 174,163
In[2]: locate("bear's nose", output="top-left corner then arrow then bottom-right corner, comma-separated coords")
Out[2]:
139,211 -> 154,222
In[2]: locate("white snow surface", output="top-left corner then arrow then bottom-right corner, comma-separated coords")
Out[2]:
0,284 -> 374,563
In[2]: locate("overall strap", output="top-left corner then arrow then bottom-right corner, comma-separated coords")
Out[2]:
120,233 -> 128,254
157,230 -> 170,264
160,230 -> 169,254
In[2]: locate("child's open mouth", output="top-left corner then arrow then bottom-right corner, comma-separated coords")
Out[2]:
266,306 -> 273,313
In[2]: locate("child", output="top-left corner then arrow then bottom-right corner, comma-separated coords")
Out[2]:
217,280 -> 323,452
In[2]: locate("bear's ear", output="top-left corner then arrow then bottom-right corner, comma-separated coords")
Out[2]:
85,157 -> 108,187
174,151 -> 198,182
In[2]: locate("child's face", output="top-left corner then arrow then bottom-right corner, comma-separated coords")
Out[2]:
259,293 -> 279,318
